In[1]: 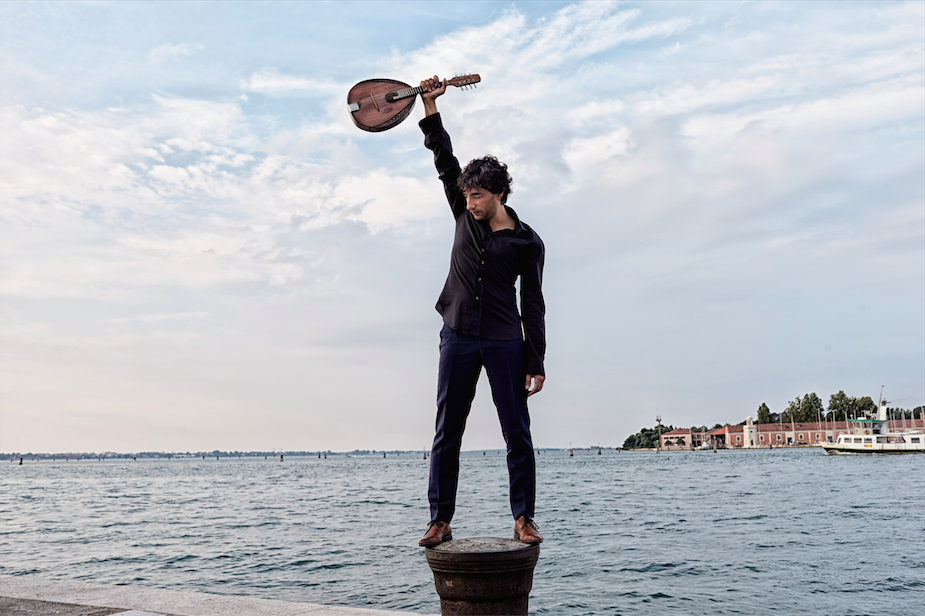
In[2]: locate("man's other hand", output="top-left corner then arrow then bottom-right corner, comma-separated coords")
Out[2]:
525,374 -> 545,397
421,75 -> 446,116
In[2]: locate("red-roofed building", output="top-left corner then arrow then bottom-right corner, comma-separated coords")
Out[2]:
659,428 -> 709,450
660,428 -> 690,450
659,418 -> 923,450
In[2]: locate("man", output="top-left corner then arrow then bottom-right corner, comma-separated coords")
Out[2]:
416,75 -> 546,547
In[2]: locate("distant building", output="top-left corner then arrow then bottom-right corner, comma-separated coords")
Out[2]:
659,418 -> 924,450
659,428 -> 706,450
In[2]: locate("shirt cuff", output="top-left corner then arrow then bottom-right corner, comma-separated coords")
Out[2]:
419,112 -> 443,133
525,359 -> 545,377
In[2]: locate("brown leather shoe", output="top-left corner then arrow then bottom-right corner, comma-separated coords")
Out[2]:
514,516 -> 543,544
418,520 -> 452,547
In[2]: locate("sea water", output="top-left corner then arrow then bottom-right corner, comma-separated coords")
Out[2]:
1,449 -> 922,615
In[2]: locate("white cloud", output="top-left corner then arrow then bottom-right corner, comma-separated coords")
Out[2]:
634,75 -> 788,116
388,3 -> 690,118
148,43 -> 204,64
661,41 -> 685,56
567,100 -> 626,126
149,164 -> 190,183
682,75 -> 924,145
1,2 -> 923,452
338,173 -> 441,233
563,127 -> 633,171
114,312 -> 210,323
516,4 -> 690,70
240,71 -> 342,95
0,87 -> 443,299
3,2 -> 921,300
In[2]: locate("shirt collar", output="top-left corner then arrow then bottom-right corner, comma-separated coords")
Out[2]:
503,205 -> 527,234
472,205 -> 527,234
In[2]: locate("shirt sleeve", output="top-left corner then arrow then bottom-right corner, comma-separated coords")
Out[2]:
419,113 -> 467,220
520,233 -> 546,376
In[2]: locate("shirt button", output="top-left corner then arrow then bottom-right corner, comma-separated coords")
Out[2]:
477,277 -> 482,282
480,260 -> 485,264
475,296 -> 480,300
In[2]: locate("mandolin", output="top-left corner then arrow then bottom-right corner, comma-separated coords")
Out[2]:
347,74 -> 480,132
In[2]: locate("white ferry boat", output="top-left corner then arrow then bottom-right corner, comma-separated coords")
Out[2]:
820,398 -> 924,455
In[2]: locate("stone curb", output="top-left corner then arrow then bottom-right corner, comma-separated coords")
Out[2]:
0,575 -> 436,616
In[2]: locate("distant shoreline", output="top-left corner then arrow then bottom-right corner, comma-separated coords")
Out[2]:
4,445 -> 838,460
4,447 -> 590,460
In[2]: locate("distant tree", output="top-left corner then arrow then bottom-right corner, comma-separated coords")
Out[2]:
757,402 -> 771,425
712,423 -> 723,429
825,392 -> 876,421
676,437 -> 686,447
827,390 -> 853,421
785,397 -> 801,423
886,407 -> 914,420
622,425 -> 675,449
800,393 -> 824,422
769,412 -> 780,423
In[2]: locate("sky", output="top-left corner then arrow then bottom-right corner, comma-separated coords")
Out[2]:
0,1 -> 922,454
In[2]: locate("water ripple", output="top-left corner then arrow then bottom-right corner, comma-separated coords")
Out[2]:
1,450 -> 922,615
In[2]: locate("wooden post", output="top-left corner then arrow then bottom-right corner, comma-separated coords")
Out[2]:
425,537 -> 540,615
656,415 -> 662,453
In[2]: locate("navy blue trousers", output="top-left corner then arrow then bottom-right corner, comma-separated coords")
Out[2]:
429,324 -> 536,523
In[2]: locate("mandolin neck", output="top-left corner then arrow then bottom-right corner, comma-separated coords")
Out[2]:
385,85 -> 426,103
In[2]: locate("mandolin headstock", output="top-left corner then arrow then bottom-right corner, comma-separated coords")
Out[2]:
447,73 -> 481,89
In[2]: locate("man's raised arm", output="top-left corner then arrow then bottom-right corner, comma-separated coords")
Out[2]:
419,75 -> 466,219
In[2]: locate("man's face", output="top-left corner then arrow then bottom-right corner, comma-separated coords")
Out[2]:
464,187 -> 503,221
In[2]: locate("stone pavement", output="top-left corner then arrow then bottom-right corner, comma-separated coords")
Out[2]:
0,575 -> 435,616
0,596 -> 124,615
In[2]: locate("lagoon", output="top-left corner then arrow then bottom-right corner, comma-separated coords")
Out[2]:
1,449 -> 922,615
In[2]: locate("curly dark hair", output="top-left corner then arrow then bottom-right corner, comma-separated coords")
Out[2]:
457,156 -> 513,204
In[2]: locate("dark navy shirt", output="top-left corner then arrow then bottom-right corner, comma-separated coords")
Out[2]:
420,113 -> 546,376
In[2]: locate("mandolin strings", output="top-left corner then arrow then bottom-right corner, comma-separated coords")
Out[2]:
351,76 -> 480,109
